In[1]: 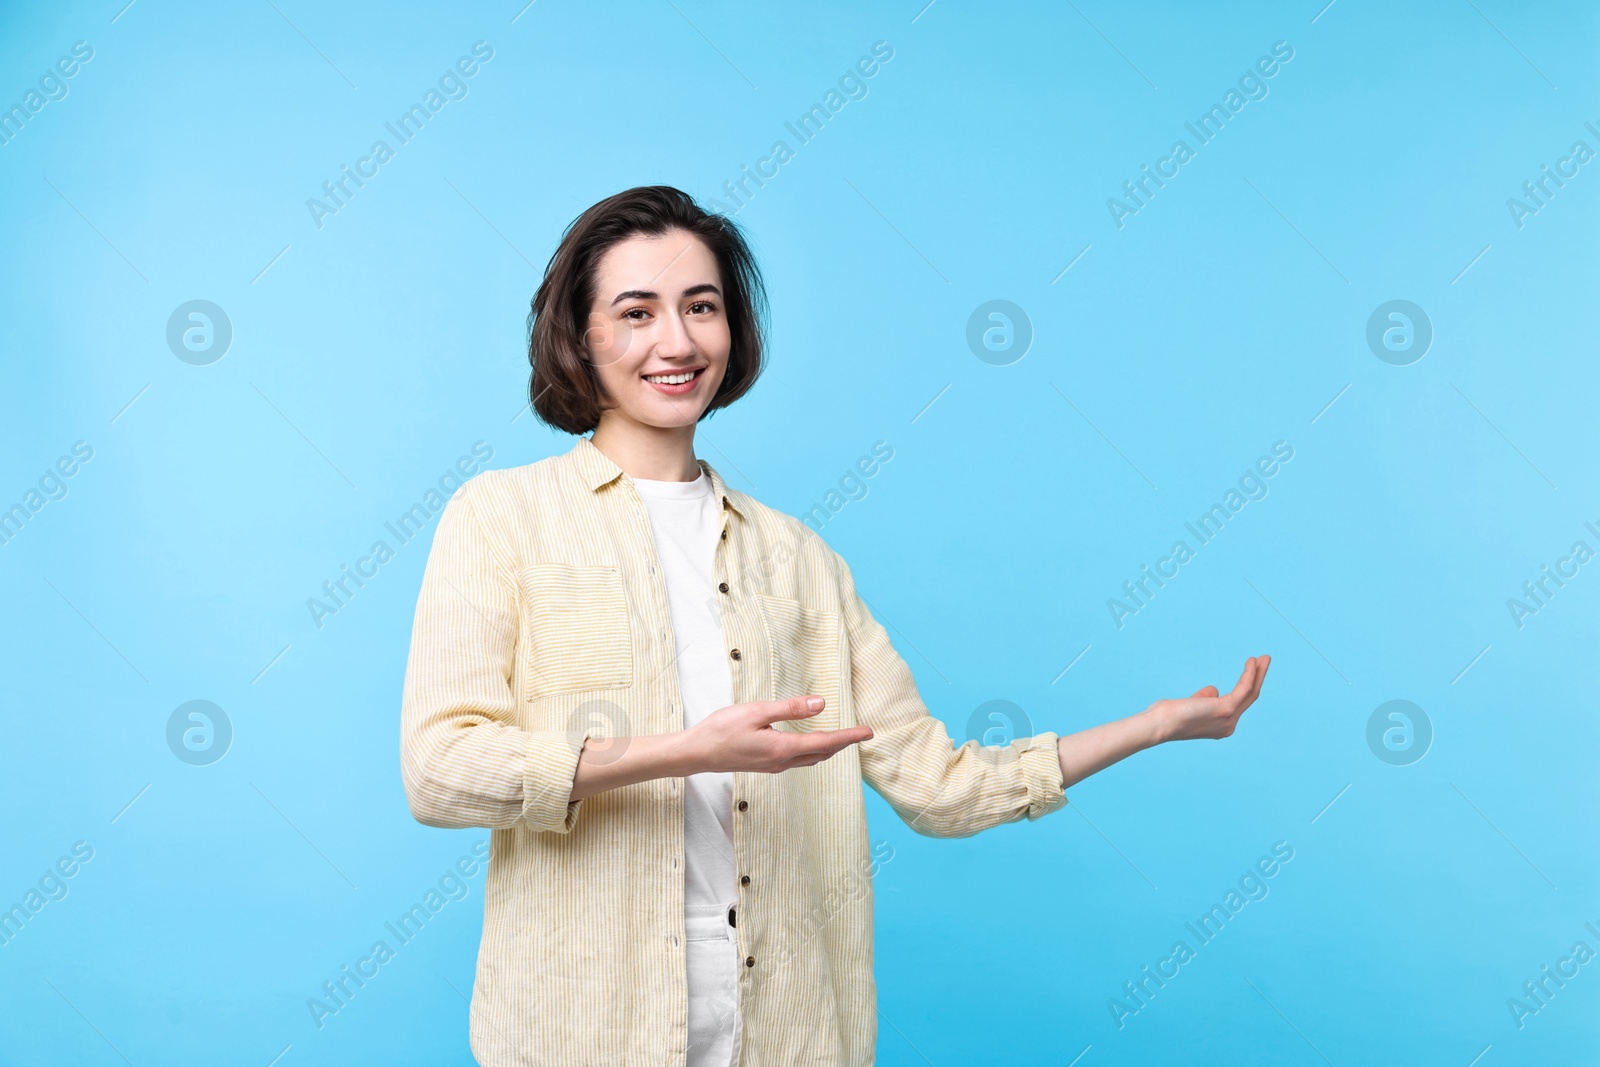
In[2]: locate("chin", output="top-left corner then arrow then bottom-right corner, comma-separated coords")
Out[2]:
642,405 -> 709,428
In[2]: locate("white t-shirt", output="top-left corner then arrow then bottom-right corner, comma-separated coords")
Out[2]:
631,469 -> 740,1065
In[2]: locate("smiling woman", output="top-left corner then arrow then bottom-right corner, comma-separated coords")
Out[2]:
524,186 -> 765,443
399,184 -> 1271,1067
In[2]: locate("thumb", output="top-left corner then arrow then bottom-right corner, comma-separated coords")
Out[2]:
757,695 -> 826,724
1191,686 -> 1220,698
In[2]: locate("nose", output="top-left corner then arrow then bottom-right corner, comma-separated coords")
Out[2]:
655,308 -> 695,360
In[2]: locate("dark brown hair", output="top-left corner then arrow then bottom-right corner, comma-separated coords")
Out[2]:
526,186 -> 768,435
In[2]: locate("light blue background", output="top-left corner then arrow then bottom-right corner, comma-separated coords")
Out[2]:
2,1 -> 1597,1064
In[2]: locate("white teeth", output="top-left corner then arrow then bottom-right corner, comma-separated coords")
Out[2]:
644,370 -> 699,384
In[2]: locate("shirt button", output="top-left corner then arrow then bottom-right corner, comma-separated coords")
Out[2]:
740,874 -> 750,886
718,582 -> 729,593
745,956 -> 755,968
737,800 -> 748,812
730,649 -> 741,661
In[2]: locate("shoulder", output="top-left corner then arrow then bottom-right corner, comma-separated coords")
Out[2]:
450,451 -> 569,515
435,452 -> 572,570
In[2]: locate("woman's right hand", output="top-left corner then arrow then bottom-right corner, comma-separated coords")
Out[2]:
684,695 -> 874,774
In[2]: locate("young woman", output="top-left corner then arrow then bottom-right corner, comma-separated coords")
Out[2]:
400,185 -> 1271,1067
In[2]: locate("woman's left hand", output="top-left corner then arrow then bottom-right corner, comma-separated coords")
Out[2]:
1147,655 -> 1272,743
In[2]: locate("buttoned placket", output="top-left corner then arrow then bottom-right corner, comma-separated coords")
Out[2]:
614,476 -> 692,970
616,474 -> 759,1034
710,494 -> 755,989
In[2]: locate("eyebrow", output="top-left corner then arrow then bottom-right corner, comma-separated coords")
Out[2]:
609,283 -> 722,307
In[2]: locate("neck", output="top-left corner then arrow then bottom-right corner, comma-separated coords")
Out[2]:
590,416 -> 700,481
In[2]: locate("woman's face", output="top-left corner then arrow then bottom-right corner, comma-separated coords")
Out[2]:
584,229 -> 731,431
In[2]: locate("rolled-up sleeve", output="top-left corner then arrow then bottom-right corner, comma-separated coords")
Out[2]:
400,480 -> 595,833
832,548 -> 1068,838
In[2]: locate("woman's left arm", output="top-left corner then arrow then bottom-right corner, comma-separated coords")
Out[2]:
830,545 -> 1272,837
1055,656 -> 1271,790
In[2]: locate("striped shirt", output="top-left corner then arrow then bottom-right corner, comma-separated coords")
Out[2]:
399,433 -> 1070,1066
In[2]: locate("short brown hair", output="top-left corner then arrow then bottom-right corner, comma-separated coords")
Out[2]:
526,186 -> 768,435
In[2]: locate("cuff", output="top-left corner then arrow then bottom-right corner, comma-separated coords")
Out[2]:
522,728 -> 596,833
1017,731 -> 1070,821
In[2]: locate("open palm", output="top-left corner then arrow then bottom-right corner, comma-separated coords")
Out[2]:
1151,655 -> 1272,742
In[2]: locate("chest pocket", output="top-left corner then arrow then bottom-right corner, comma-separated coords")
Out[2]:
518,562 -> 635,699
755,593 -> 844,731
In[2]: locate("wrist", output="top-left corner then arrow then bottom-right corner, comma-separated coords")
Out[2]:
671,724 -> 710,777
1140,704 -> 1171,747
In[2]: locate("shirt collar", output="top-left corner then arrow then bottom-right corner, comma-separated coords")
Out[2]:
570,434 -> 744,519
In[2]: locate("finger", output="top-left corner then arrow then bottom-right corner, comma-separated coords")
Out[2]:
757,695 -> 826,724
1217,657 -> 1260,712
778,747 -> 837,772
785,726 -> 873,757
1190,686 -> 1220,699
1235,656 -> 1270,713
1244,654 -> 1271,704
775,733 -> 871,770
788,735 -> 865,767
1235,657 -> 1257,692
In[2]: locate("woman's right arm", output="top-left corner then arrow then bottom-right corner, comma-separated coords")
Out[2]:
570,695 -> 872,801
402,483 -> 870,830
401,485 -> 601,834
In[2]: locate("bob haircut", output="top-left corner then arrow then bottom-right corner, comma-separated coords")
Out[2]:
526,185 -> 768,435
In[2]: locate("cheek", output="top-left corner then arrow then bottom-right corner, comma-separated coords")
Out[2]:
595,359 -> 644,402
585,315 -> 637,369
698,322 -> 733,366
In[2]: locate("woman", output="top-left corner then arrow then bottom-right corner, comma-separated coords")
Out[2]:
399,185 -> 1271,1067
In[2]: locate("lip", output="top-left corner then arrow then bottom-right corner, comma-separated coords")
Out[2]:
641,366 -> 707,396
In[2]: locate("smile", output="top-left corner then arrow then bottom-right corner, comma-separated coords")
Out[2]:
642,367 -> 706,393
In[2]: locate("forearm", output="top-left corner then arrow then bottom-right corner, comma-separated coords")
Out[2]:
569,729 -> 704,802
1056,707 -> 1166,791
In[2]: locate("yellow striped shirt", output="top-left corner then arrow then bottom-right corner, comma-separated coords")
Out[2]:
399,433 -> 1069,1065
